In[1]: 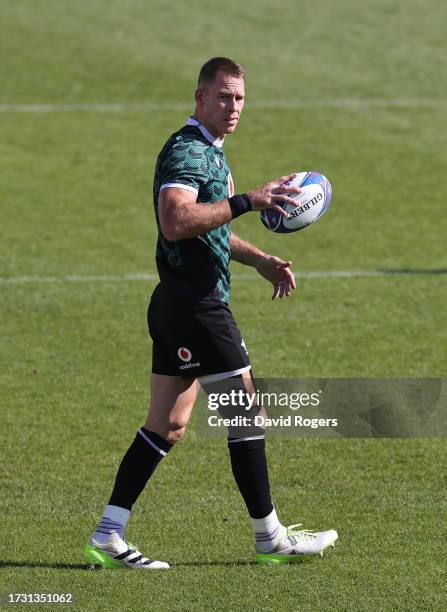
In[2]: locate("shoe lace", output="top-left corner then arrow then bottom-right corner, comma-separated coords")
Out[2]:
124,540 -> 154,564
125,540 -> 141,554
286,524 -> 316,544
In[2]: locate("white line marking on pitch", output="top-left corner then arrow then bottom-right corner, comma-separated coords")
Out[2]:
0,99 -> 446,113
0,270 -> 439,285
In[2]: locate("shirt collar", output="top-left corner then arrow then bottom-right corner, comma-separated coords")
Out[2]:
187,116 -> 224,148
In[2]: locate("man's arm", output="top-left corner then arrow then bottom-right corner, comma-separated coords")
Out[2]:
230,233 -> 265,266
158,174 -> 301,242
158,188 -> 232,241
230,233 -> 296,300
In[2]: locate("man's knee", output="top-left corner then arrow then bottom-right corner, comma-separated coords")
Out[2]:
145,375 -> 197,444
144,416 -> 189,444
166,419 -> 188,444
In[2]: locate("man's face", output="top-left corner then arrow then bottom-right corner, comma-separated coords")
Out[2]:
195,71 -> 245,138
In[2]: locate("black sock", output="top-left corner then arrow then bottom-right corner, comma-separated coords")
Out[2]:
228,437 -> 273,519
108,427 -> 172,510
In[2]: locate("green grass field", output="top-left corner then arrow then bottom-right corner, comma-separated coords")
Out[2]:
1,0 -> 446,609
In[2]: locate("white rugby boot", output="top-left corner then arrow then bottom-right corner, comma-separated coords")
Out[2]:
256,524 -> 338,565
84,534 -> 169,570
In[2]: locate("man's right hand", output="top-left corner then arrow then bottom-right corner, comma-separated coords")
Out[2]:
247,173 -> 302,218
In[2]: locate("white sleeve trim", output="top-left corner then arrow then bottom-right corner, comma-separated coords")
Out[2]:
160,183 -> 198,195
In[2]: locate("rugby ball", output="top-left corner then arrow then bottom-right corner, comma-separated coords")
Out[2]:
260,171 -> 332,233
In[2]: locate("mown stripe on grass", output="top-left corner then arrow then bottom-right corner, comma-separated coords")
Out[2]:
1,99 -> 447,113
1,269 -> 446,284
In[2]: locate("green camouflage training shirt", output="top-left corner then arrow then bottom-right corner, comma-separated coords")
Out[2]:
153,117 -> 235,303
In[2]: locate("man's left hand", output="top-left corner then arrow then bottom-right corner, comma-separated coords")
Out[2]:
255,256 -> 297,300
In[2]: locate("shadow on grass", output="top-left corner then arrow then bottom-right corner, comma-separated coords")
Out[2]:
0,560 -> 88,570
171,560 -> 256,567
0,559 -> 256,570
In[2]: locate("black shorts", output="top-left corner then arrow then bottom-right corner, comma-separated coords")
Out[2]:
147,284 -> 251,380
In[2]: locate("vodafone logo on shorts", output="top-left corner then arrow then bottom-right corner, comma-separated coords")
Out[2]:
178,347 -> 192,362
177,346 -> 200,370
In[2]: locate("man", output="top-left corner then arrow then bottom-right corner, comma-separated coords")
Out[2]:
85,57 -> 337,570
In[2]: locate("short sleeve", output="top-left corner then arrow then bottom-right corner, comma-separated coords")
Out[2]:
160,141 -> 209,195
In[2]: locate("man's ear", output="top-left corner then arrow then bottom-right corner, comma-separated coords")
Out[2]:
195,87 -> 206,105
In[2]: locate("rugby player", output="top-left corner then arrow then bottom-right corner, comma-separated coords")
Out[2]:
85,57 -> 338,569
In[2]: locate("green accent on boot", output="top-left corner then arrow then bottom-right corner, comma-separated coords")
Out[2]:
255,552 -> 313,565
84,543 -> 125,569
